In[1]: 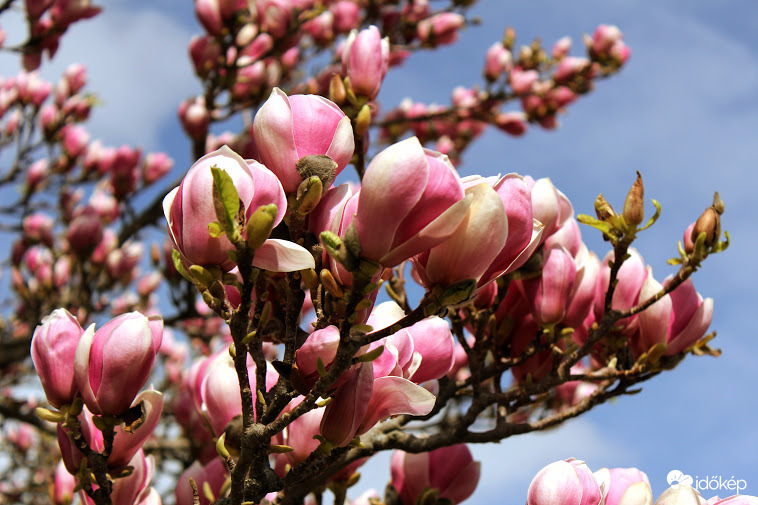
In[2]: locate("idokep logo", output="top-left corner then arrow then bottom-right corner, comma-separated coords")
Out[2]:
667,470 -> 693,488
667,470 -> 748,494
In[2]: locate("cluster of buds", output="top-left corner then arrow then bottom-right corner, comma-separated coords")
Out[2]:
20,0 -> 102,71
379,24 -> 630,161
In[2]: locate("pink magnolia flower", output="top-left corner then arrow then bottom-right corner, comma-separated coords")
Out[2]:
195,0 -> 223,36
52,460 -> 75,505
555,56 -> 590,83
528,177 -> 574,241
391,444 -> 481,505
417,12 -> 465,46
200,348 -> 279,435
495,111 -> 528,136
255,0 -> 292,38
352,137 -> 470,268
31,308 -> 84,409
413,174 -> 541,290
635,271 -> 713,356
63,63 -> 87,95
164,145 -> 314,272
510,67 -> 539,94
552,36 -> 572,59
295,302 -> 452,446
178,97 -> 210,140
527,458 -> 602,505
592,25 -> 623,54
58,390 -> 164,472
341,26 -> 389,99
484,41 -> 512,81
79,450 -> 155,505
593,467 -> 652,505
413,182 -> 507,288
253,88 -> 354,193
654,485 -> 703,505
521,245 -> 577,326
61,124 -> 89,158
142,152 -> 173,184
563,246 -> 601,329
330,1 -> 360,33
175,457 -> 228,505
74,312 -> 163,415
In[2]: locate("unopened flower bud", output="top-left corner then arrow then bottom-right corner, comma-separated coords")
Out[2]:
691,207 -> 720,248
296,176 -> 323,215
320,268 -> 344,298
246,204 -> 278,250
320,231 -> 358,271
296,154 -> 338,190
622,171 -> 644,227
329,73 -> 346,105
355,103 -> 372,138
594,193 -> 617,222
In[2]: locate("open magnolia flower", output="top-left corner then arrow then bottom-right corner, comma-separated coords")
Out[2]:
163,145 -> 314,273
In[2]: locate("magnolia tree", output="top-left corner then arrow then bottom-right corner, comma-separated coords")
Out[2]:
0,1 -> 736,505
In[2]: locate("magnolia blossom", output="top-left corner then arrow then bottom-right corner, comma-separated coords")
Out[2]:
352,137 -> 471,268
175,457 -> 228,505
341,26 -> 389,99
635,271 -> 713,356
74,312 -> 163,415
31,308 -> 83,408
164,145 -> 314,273
78,450 -> 156,505
391,444 -> 480,505
594,248 -> 647,334
58,391 -> 164,471
527,459 -> 602,505
594,467 -> 653,505
253,88 -> 354,193
294,301 -> 454,447
200,349 -> 279,435
413,174 -> 542,290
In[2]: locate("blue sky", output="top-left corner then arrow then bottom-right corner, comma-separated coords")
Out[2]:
4,0 -> 758,502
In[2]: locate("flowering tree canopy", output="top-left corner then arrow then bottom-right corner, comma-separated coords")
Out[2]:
0,1 -> 740,505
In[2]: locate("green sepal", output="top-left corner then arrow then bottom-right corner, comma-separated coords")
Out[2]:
711,230 -> 730,254
356,345 -> 384,362
211,165 -> 242,241
208,221 -> 224,238
439,279 -> 477,306
638,199 -> 662,232
172,249 -> 195,282
189,265 -> 215,288
269,444 -> 294,454
577,214 -> 617,239
316,357 -> 327,377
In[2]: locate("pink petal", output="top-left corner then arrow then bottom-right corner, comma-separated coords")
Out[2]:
253,88 -> 300,192
666,297 -> 713,355
381,191 -> 473,268
110,390 -> 164,468
252,238 -> 315,272
357,137 -> 429,262
356,376 -> 435,435
424,183 -> 507,286
407,317 -> 455,384
321,363 -> 374,447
